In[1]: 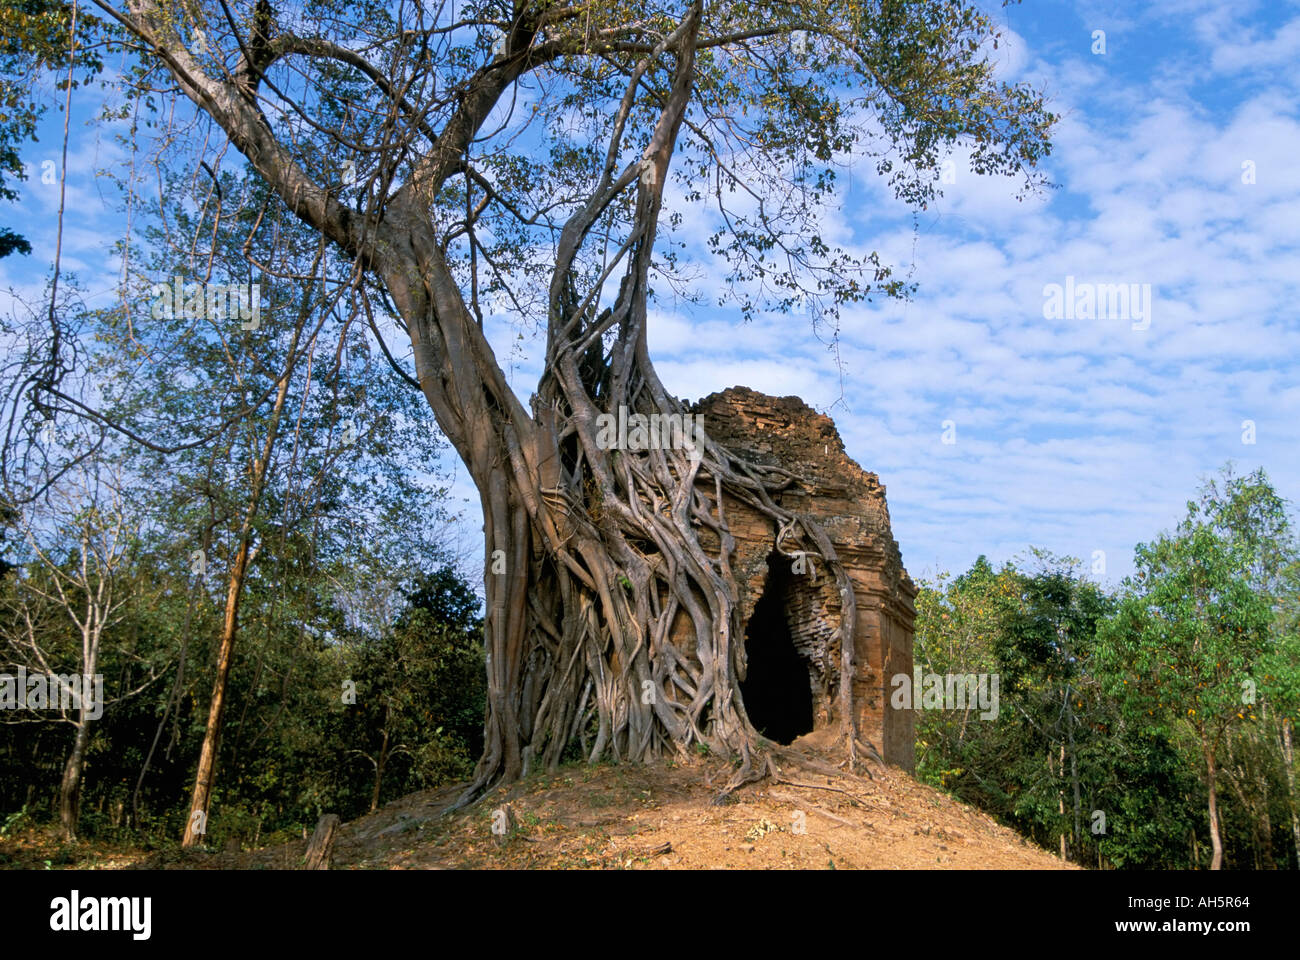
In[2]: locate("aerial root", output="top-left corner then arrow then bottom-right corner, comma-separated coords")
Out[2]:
711,752 -> 775,805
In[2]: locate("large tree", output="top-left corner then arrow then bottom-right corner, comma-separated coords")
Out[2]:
76,0 -> 1055,806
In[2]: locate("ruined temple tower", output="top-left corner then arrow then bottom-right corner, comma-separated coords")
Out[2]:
690,386 -> 917,770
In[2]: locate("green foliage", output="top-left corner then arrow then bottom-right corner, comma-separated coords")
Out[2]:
915,467 -> 1300,869
331,566 -> 487,805
0,552 -> 484,838
1098,527 -> 1272,741
1,804 -> 31,836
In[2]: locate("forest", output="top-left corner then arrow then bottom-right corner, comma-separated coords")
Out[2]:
911,466 -> 1300,870
3,450 -> 1295,872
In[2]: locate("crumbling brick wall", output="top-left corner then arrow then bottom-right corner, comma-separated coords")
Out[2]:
689,386 -> 917,770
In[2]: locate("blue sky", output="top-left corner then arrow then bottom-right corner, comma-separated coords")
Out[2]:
4,0 -> 1298,588
640,0 -> 1300,586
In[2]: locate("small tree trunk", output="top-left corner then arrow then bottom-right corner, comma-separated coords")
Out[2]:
181,317 -> 303,846
182,534 -> 254,847
1280,718 -> 1299,868
1205,745 -> 1223,870
370,722 -> 390,813
59,716 -> 92,842
1055,745 -> 1066,860
304,814 -> 341,870
1067,713 -> 1082,848
59,641 -> 101,843
1254,759 -> 1274,869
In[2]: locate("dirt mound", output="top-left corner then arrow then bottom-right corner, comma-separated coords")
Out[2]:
206,740 -> 1074,870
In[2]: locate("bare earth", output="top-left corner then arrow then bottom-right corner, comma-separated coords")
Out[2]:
171,736 -> 1074,870
2,736 -> 1076,870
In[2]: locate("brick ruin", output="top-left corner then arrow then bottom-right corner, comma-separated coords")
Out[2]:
686,386 -> 917,770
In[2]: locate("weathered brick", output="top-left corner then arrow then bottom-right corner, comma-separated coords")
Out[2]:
679,386 -> 916,769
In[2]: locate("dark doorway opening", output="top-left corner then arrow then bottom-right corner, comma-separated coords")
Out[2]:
740,556 -> 814,745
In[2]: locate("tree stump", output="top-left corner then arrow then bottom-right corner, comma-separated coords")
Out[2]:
492,803 -> 518,845
304,814 -> 341,870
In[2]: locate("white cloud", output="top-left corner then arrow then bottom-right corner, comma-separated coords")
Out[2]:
8,6 -> 1300,591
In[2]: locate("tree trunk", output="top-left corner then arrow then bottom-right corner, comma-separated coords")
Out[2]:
182,532 -> 254,847
1282,718 -> 1300,868
181,306 -> 305,846
360,16 -> 868,809
129,2 -> 872,811
370,718 -> 389,813
60,635 -> 101,842
58,714 -> 92,842
1055,744 -> 1066,860
1063,685 -> 1082,856
304,814 -> 340,870
1205,745 -> 1223,870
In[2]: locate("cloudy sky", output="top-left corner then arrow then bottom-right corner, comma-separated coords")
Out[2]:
4,1 -> 1297,587
644,0 -> 1300,585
